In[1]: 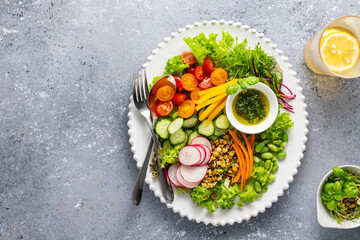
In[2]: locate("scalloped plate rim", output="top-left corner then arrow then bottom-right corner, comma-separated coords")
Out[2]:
127,19 -> 309,226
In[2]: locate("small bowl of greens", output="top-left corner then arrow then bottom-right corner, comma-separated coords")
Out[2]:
317,165 -> 360,229
225,82 -> 278,134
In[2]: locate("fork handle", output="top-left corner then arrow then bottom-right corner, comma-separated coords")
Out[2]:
154,138 -> 174,203
132,138 -> 154,206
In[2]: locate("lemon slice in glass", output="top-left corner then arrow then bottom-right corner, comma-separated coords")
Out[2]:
320,30 -> 360,73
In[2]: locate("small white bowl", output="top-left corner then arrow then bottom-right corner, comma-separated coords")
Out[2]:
317,165 -> 360,229
225,82 -> 278,134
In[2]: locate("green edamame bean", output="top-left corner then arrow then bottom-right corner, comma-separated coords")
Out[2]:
277,152 -> 287,160
260,133 -> 267,139
333,181 -> 342,193
261,152 -> 274,160
333,167 -> 346,178
344,176 -> 353,182
268,174 -> 276,183
254,181 -> 262,193
272,140 -> 283,146
281,142 -> 287,148
255,142 -> 265,153
283,132 -> 288,142
326,200 -> 337,211
264,160 -> 272,170
323,183 -> 334,193
260,147 -> 269,153
254,156 -> 262,163
271,165 -> 279,173
267,143 -> 279,152
343,182 -> 359,198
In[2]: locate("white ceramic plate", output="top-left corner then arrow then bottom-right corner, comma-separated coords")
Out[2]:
128,20 -> 309,226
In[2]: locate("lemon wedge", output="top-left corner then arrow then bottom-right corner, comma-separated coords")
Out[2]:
320,30 -> 359,73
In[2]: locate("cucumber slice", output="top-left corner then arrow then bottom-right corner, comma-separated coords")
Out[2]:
167,118 -> 184,134
155,119 -> 171,139
177,132 -> 189,147
198,120 -> 215,137
162,140 -> 172,150
214,126 -> 227,136
215,115 -> 230,130
182,116 -> 198,128
169,128 -> 186,145
188,131 -> 200,145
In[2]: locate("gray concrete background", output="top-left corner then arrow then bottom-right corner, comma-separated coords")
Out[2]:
0,0 -> 359,239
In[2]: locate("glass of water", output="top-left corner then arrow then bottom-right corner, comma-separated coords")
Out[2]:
304,15 -> 360,78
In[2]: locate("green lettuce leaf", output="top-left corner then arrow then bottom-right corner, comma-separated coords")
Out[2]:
238,181 -> 261,203
183,34 -> 211,65
262,112 -> 294,141
158,144 -> 182,168
216,183 -> 241,209
164,55 -> 189,76
251,166 -> 271,185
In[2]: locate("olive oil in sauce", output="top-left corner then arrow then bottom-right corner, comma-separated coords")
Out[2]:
232,89 -> 269,126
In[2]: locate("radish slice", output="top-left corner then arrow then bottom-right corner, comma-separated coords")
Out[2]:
178,146 -> 202,166
199,145 -> 212,165
193,145 -> 206,165
176,167 -> 202,189
167,163 -> 184,187
191,136 -> 212,150
179,164 -> 208,183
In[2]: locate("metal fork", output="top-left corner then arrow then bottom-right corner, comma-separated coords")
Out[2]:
131,69 -> 174,205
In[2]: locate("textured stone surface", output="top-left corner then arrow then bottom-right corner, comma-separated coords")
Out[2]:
0,0 -> 359,239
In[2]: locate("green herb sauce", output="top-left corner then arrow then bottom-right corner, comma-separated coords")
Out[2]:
232,90 -> 269,125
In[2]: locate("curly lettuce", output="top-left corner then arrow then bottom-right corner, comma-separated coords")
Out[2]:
262,112 -> 294,141
158,144 -> 182,168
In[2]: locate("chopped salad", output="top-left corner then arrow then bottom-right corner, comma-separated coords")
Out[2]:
149,31 -> 295,212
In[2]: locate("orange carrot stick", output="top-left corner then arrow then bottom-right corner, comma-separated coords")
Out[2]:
232,143 -> 244,184
250,134 -> 255,151
240,132 -> 253,179
228,130 -> 249,180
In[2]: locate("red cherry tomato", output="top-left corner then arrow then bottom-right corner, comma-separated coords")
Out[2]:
203,57 -> 215,74
185,67 -> 196,75
172,93 -> 188,106
156,101 -> 173,116
181,51 -> 197,66
198,77 -> 213,89
194,65 -> 206,81
173,75 -> 183,92
148,95 -> 160,118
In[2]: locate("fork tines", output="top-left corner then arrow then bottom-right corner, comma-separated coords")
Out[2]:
133,70 -> 149,103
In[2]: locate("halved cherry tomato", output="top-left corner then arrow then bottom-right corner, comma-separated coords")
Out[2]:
181,51 -> 197,66
173,93 -> 188,106
194,65 -> 206,81
198,77 -> 213,89
148,95 -> 160,118
210,68 -> 228,85
173,75 -> 183,92
156,101 -> 173,116
203,57 -> 215,74
190,87 -> 202,101
156,85 -> 175,102
181,73 -> 198,91
185,67 -> 196,75
178,100 -> 195,119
